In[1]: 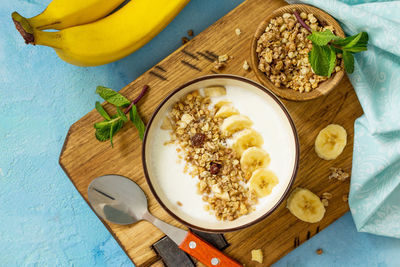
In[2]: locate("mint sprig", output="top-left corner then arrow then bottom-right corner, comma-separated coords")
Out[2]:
94,85 -> 148,147
293,10 -> 368,77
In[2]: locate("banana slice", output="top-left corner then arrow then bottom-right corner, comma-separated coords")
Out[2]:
249,169 -> 278,198
221,115 -> 253,136
160,116 -> 173,130
214,100 -> 232,110
215,105 -> 239,118
240,147 -> 270,177
287,188 -> 326,223
232,129 -> 263,157
204,86 -> 226,97
315,124 -> 347,160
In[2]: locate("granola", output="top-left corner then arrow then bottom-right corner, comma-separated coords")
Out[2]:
256,12 -> 341,92
164,90 -> 255,221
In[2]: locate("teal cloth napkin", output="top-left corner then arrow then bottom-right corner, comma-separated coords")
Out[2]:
287,0 -> 400,238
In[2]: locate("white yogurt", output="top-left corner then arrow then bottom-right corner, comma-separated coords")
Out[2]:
145,79 -> 297,230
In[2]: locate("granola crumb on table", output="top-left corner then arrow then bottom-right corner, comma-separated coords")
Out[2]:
164,90 -> 256,221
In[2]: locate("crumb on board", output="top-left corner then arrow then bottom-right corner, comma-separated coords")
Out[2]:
329,167 -> 350,181
342,194 -> 348,202
243,60 -> 250,71
214,61 -> 226,70
181,36 -> 189,44
177,201 -> 183,206
321,198 -> 329,207
235,28 -> 241,36
316,248 -> 323,255
251,249 -> 263,263
322,192 -> 332,200
218,54 -> 229,62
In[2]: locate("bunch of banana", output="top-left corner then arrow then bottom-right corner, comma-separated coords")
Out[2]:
315,124 -> 347,160
287,188 -> 326,223
12,0 -> 190,66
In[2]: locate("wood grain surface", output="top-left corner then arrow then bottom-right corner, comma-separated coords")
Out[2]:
59,0 -> 363,266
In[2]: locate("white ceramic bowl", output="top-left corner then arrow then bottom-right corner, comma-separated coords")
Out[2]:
142,75 -> 299,232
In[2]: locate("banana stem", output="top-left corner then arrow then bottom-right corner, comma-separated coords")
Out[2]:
12,11 -> 62,48
12,12 -> 34,44
124,85 -> 149,114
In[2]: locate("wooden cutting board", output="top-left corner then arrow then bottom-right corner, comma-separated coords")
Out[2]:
59,0 -> 363,265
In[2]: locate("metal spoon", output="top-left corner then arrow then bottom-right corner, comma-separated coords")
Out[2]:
87,174 -> 242,267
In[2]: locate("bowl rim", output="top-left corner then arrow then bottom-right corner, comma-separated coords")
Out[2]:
142,74 -> 300,233
250,4 -> 345,101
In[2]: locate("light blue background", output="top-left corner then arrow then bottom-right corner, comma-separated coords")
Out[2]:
1,0 -> 400,266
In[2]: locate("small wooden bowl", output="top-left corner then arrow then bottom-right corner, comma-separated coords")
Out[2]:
250,4 -> 345,101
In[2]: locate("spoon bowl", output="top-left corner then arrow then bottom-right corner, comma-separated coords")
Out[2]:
88,174 -> 148,225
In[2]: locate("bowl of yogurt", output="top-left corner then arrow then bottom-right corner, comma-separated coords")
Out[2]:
142,74 -> 299,232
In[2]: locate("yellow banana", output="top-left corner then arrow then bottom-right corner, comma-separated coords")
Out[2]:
12,0 -> 125,30
14,0 -> 190,66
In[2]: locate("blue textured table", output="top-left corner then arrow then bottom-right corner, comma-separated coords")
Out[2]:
1,0 -> 400,266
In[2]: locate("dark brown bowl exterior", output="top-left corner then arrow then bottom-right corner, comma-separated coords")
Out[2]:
251,4 -> 345,101
142,74 -> 300,233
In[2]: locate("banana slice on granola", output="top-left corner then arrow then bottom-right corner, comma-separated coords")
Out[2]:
220,115 -> 253,136
287,188 -> 326,223
204,86 -> 226,97
215,105 -> 239,118
249,168 -> 278,198
232,129 -> 263,157
214,100 -> 232,110
240,147 -> 270,178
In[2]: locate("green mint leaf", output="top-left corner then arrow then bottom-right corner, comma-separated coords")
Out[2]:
307,30 -> 340,46
331,46 -> 342,54
117,107 -> 128,122
94,115 -> 124,145
342,46 -> 367,53
309,44 -> 336,77
95,101 -> 111,120
130,105 -> 145,140
109,121 -> 115,147
343,51 -> 355,74
94,121 -> 110,129
333,32 -> 368,49
328,46 -> 336,77
96,86 -> 130,107
95,125 -> 111,141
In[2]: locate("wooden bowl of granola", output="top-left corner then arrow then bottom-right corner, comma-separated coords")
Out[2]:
250,4 -> 345,101
142,74 -> 299,232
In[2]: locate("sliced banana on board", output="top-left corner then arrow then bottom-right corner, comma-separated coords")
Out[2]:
232,129 -> 263,157
220,115 -> 253,136
315,124 -> 347,160
240,147 -> 270,177
204,86 -> 227,97
286,188 -> 325,223
249,168 -> 278,198
215,105 -> 239,118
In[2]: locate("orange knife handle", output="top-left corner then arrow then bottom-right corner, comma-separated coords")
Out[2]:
179,230 -> 243,267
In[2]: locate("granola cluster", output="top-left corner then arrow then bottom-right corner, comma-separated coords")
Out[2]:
328,167 -> 350,181
256,12 -> 341,92
163,91 -> 255,221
